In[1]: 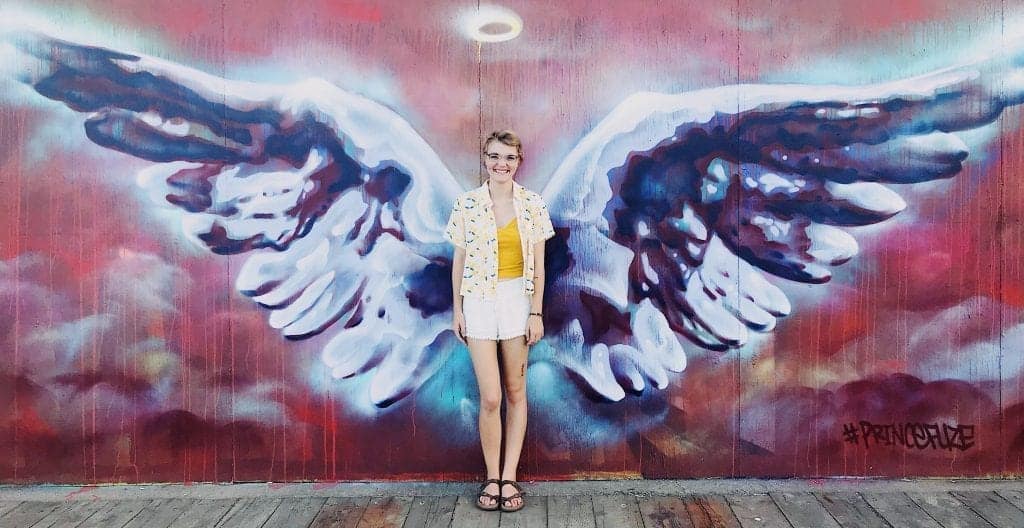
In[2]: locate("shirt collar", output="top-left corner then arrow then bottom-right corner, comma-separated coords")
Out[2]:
473,179 -> 527,206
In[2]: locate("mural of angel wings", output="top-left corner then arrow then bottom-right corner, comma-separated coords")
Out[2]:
9,30 -> 1024,407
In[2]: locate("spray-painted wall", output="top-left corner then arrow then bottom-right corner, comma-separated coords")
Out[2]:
1,0 -> 1023,483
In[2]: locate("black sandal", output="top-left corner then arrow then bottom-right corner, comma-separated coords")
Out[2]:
476,478 -> 501,511
499,480 -> 525,512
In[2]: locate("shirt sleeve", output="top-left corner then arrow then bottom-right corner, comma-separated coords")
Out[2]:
532,200 -> 556,244
444,197 -> 467,249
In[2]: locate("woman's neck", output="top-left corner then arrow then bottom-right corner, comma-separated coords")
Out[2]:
487,179 -> 514,201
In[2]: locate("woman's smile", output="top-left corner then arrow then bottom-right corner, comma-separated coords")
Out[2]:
484,142 -> 521,181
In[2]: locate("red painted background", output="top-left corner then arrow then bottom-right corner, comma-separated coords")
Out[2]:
1,0 -> 1023,483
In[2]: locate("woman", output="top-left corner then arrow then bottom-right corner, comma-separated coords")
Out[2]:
444,130 -> 555,513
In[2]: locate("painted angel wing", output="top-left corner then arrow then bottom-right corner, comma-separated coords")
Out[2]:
13,32 -> 464,407
542,47 -> 1024,401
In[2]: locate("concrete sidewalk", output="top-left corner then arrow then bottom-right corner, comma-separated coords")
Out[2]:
1,479 -> 1023,527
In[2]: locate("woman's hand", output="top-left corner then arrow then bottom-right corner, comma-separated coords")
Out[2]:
453,310 -> 468,345
526,314 -> 544,346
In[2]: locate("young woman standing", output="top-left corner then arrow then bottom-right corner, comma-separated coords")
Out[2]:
445,130 -> 555,513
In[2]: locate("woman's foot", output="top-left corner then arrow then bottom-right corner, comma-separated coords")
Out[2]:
500,480 -> 524,512
476,479 -> 501,511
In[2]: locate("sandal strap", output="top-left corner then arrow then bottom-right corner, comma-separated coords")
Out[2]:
500,480 -> 524,493
500,480 -> 524,512
478,479 -> 502,498
500,480 -> 524,504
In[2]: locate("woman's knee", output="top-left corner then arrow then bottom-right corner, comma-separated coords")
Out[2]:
480,392 -> 503,413
505,384 -> 527,406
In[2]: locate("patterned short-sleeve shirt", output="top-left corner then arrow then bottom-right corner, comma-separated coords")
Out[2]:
445,181 -> 556,299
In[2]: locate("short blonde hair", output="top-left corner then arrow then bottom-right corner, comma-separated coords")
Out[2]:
482,130 -> 524,161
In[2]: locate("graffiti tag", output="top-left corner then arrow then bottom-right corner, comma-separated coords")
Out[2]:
842,421 -> 975,451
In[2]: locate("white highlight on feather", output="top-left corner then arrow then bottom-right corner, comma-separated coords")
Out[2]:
555,319 -> 627,402
110,54 -> 279,105
686,241 -> 702,259
587,343 -> 623,401
824,181 -> 906,217
684,270 -> 748,346
269,270 -> 334,330
612,343 -> 669,390
633,299 -> 687,373
707,237 -> 791,316
806,224 -> 859,264
677,204 -> 708,241
905,131 -> 969,158
706,159 -> 730,182
616,359 -> 645,391
639,253 -> 659,285
559,225 -> 633,310
751,214 -> 790,240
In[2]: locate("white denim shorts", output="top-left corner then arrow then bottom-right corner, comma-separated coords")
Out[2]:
463,277 -> 531,341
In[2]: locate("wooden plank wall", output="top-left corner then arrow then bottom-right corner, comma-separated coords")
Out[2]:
0,0 -> 1021,483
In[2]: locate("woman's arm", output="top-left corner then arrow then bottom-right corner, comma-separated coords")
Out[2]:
451,246 -> 467,344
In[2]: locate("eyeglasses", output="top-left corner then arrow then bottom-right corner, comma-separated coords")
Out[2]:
485,153 -> 520,163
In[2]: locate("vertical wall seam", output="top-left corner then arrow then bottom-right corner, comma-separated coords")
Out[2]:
476,0 -> 483,185
998,0 -> 1007,476
733,0 -> 742,479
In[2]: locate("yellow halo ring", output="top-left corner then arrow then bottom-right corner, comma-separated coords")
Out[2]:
461,6 -> 523,43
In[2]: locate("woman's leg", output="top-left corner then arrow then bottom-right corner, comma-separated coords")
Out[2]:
498,335 -> 529,508
467,337 -> 502,507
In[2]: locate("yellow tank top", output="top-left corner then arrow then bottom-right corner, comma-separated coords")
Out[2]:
497,217 -> 524,279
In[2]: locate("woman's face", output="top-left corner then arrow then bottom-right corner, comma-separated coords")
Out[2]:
483,141 -> 521,184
